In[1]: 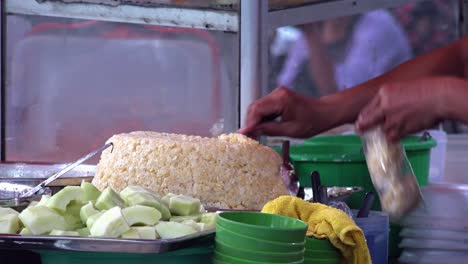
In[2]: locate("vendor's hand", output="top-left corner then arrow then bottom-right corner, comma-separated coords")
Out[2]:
356,78 -> 447,142
238,87 -> 334,138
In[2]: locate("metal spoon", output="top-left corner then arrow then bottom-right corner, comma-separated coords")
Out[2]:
20,143 -> 113,198
280,141 -> 300,196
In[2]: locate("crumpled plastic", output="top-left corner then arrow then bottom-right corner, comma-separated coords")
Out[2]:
362,127 -> 422,221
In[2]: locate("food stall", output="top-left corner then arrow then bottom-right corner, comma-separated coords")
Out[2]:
1,0 -> 468,264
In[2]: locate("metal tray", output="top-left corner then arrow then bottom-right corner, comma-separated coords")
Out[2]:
0,229 -> 215,254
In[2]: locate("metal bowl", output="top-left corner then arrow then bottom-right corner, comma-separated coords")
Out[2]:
0,182 -> 51,211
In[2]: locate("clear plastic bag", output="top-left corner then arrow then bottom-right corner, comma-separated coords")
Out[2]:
362,127 -> 422,220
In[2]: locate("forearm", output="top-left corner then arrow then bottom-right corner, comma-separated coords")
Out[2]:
321,38 -> 466,127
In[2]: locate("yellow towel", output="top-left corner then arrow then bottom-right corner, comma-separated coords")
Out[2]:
262,196 -> 371,264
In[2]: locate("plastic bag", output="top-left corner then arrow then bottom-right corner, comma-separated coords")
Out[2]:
362,127 -> 422,220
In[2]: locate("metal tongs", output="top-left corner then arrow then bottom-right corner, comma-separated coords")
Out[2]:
20,143 -> 114,198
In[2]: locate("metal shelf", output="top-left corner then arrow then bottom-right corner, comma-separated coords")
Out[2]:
5,0 -> 239,32
268,0 -> 425,30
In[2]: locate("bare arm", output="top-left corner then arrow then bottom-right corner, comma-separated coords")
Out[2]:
323,36 -> 468,128
240,37 -> 468,138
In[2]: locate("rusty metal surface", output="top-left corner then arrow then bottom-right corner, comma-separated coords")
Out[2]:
37,0 -> 239,10
7,0 -> 239,32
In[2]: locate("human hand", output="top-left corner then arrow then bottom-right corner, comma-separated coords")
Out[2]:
356,78 -> 447,142
238,87 -> 335,138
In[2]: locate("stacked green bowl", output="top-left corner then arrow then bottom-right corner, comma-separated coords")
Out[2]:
214,212 -> 308,264
304,237 -> 342,264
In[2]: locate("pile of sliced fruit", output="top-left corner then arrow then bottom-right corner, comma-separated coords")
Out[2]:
0,182 -> 216,240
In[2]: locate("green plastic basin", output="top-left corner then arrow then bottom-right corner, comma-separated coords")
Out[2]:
216,224 -> 305,253
304,250 -> 340,259
214,251 -> 304,264
305,237 -> 338,252
215,239 -> 305,263
217,212 -> 308,243
303,257 -> 340,264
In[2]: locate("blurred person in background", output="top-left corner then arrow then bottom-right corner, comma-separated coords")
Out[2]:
273,10 -> 412,97
395,0 -> 457,56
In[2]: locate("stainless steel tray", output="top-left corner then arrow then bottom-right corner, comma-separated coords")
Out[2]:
0,230 -> 215,254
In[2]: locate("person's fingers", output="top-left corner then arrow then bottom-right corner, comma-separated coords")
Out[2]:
255,121 -> 298,137
383,112 -> 405,142
240,87 -> 292,135
386,128 -> 400,143
241,101 -> 282,135
356,96 -> 384,132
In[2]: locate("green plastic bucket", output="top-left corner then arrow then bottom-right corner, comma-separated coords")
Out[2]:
277,134 -> 436,257
35,246 -> 214,264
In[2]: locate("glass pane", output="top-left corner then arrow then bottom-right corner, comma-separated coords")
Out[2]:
5,15 -> 238,163
268,0 -> 459,98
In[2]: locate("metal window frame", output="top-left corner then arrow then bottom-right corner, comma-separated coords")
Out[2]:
0,0 -> 466,161
1,1 -> 6,161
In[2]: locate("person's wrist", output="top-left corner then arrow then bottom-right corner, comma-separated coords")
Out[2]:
317,94 -> 343,128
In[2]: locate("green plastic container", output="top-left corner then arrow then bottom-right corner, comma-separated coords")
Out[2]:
35,246 -> 214,264
214,251 -> 304,264
216,224 -> 305,253
304,237 -> 341,261
217,212 -> 308,243
215,239 -> 305,263
305,237 -> 338,252
279,134 -> 436,258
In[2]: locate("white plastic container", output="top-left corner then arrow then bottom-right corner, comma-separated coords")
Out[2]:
425,130 -> 447,183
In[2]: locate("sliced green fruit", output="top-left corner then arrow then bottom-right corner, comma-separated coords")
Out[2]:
49,230 -> 80,237
0,207 -> 19,216
86,211 -> 105,229
81,181 -> 101,202
121,228 -> 140,239
121,226 -> 157,239
154,221 -> 197,239
37,195 -> 51,206
169,215 -> 201,223
196,223 -> 209,231
120,186 -> 155,200
89,207 -> 130,238
19,206 -> 67,235
47,186 -> 84,212
122,191 -> 171,221
133,226 -> 157,240
199,212 -> 217,229
19,228 -> 32,235
169,195 -> 201,216
181,220 -> 202,232
161,193 -> 176,207
80,201 -> 99,223
28,201 -> 39,208
76,227 -> 91,237
95,187 -> 126,211
122,205 -> 161,226
62,201 -> 85,230
0,214 -> 20,234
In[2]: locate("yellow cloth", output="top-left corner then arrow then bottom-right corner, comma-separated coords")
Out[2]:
261,196 -> 371,264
